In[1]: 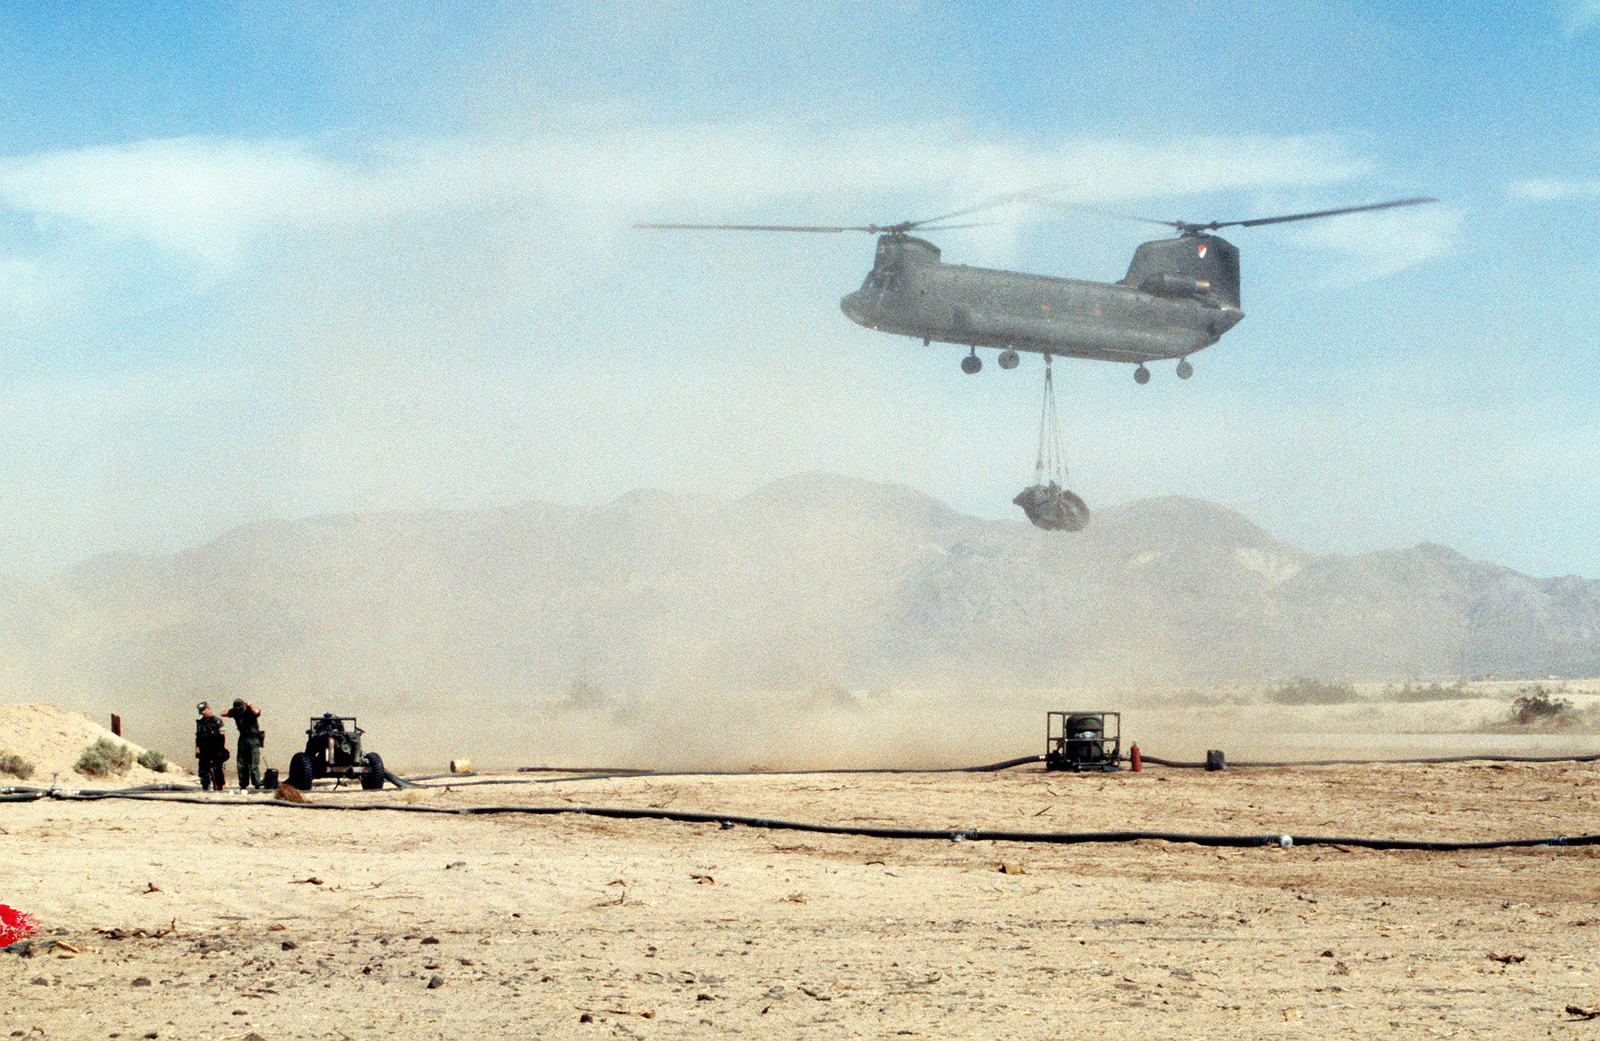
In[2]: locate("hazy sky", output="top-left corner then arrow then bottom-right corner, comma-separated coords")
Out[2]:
0,1 -> 1596,580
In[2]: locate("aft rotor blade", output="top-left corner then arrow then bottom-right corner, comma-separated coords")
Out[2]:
1043,196 -> 1438,234
1208,196 -> 1438,231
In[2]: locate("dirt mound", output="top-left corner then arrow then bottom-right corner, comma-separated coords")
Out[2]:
272,782 -> 307,802
0,703 -> 179,788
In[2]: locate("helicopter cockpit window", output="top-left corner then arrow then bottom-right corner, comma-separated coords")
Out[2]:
860,269 -> 903,294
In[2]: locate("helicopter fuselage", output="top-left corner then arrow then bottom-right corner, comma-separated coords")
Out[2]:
839,233 -> 1245,367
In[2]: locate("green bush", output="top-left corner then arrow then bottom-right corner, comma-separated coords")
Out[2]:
75,737 -> 134,778
136,748 -> 168,773
0,751 -> 35,780
1510,685 -> 1574,726
1265,677 -> 1360,705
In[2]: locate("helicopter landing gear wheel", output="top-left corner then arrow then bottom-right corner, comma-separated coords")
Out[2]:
1134,364 -> 1151,385
997,349 -> 1019,370
1176,359 -> 1193,379
961,350 -> 982,375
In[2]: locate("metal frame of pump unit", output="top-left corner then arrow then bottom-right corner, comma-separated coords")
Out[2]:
1045,711 -> 1122,772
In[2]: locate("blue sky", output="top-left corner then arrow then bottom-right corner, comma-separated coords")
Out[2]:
0,1 -> 1596,580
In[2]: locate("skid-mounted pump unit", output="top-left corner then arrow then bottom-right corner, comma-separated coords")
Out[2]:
1046,711 -> 1121,772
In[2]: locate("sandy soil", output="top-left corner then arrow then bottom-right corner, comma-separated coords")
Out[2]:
6,744 -> 1600,1039
0,704 -> 171,789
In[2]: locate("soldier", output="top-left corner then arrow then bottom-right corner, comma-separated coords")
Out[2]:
220,698 -> 264,790
193,701 -> 227,792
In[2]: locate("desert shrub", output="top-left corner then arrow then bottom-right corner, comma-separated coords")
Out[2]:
1266,677 -> 1360,705
801,685 -> 861,710
562,678 -> 610,711
1510,685 -> 1574,726
75,737 -> 134,778
556,677 -> 643,723
0,752 -> 35,780
1387,681 -> 1468,703
136,749 -> 169,773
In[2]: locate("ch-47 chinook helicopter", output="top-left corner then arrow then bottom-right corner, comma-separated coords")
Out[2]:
639,192 -> 1434,383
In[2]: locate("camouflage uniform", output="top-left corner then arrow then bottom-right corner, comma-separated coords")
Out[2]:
222,699 -> 263,789
194,705 -> 227,791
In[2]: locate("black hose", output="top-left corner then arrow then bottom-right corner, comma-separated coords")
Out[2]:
516,766 -> 650,776
113,796 -> 1600,851
1275,832 -> 1599,851
25,779 -> 1600,851
68,783 -> 247,799
492,755 -> 1046,786
1141,752 -> 1600,769
406,747 -> 1600,788
381,769 -> 418,789
964,754 -> 1047,772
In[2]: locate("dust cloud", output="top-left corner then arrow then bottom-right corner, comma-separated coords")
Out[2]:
58,678 -> 1600,780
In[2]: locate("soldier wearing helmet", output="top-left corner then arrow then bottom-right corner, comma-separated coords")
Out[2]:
220,698 -> 264,790
193,701 -> 228,792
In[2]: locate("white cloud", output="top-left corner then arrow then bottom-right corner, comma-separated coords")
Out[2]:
0,138 -> 339,269
1562,0 -> 1600,36
1508,177 -> 1600,200
0,256 -> 69,330
1275,198 -> 1457,284
0,123 -> 1386,271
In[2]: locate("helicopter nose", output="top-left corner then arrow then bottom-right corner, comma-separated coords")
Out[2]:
840,291 -> 870,327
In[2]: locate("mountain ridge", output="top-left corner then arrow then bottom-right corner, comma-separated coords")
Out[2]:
0,475 -> 1593,717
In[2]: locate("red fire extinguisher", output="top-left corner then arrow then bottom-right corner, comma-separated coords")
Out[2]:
1130,742 -> 1142,772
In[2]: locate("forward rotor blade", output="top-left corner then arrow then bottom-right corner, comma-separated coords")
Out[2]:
637,185 -> 1074,238
911,184 -> 1076,229
1033,200 -> 1178,228
635,218 -> 997,235
634,222 -> 871,233
906,221 -> 996,232
1215,196 -> 1438,231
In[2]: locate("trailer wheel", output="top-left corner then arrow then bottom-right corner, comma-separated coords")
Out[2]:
289,752 -> 314,792
361,752 -> 385,790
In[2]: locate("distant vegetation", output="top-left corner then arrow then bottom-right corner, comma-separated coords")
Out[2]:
556,677 -> 640,723
1508,684 -> 1577,727
0,752 -> 35,780
136,749 -> 169,773
1265,677 -> 1361,705
75,737 -> 133,778
1382,681 -> 1469,703
562,678 -> 610,711
799,685 -> 863,710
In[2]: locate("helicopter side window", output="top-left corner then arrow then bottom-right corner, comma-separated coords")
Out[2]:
860,268 -> 904,294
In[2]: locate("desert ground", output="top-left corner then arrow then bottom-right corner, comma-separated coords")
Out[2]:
5,695 -> 1600,1039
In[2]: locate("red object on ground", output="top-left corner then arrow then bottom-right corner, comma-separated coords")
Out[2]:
0,904 -> 38,945
1130,743 -> 1142,772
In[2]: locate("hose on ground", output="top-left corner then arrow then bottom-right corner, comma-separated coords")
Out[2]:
21,786 -> 1600,852
506,755 -> 1045,780
23,747 -> 1600,853
1141,752 -> 1600,769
